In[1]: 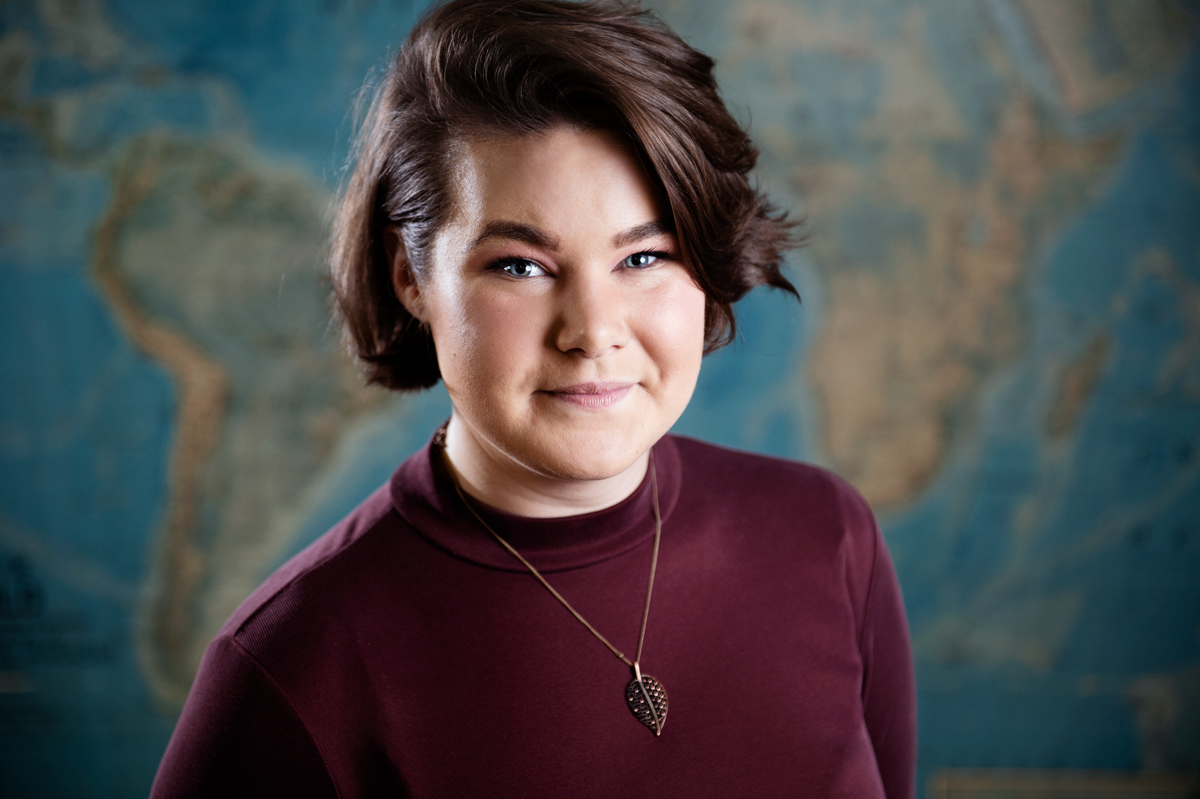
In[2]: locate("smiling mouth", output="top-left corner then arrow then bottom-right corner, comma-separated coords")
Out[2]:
541,382 -> 634,409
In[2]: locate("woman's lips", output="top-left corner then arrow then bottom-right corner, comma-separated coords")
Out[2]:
541,382 -> 634,409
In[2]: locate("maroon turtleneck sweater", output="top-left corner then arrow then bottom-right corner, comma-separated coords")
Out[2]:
151,434 -> 915,798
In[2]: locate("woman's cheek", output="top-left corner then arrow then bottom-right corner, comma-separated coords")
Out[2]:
461,290 -> 540,375
650,277 -> 707,359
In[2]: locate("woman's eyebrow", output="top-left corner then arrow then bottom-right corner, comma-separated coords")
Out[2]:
469,221 -> 560,252
468,219 -> 673,253
612,219 -> 673,248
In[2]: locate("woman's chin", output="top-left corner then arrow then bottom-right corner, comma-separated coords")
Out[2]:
515,431 -> 650,484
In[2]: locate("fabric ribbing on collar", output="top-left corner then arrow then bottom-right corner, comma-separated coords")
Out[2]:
389,434 -> 681,574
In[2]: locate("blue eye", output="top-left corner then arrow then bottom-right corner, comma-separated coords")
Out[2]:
496,258 -> 548,278
623,252 -> 663,269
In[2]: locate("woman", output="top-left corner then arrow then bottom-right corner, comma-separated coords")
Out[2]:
152,1 -> 915,796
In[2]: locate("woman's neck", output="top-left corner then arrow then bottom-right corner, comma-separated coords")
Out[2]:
441,415 -> 650,518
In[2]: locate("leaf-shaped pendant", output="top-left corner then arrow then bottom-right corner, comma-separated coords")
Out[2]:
625,662 -> 668,736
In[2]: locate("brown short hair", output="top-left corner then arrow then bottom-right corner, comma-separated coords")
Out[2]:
331,0 -> 799,391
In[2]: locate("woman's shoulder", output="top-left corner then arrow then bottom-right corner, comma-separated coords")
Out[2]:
666,434 -> 881,571
668,434 -> 874,520
667,435 -> 887,626
215,480 -> 401,643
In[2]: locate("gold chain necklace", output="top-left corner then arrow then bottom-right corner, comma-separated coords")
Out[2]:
447,455 -> 668,737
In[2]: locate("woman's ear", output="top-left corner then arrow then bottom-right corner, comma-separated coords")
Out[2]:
387,226 -> 426,322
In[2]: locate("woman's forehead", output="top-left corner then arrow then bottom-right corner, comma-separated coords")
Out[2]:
441,127 -> 671,246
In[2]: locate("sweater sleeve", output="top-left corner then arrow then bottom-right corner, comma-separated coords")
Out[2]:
859,527 -> 917,799
150,635 -> 337,799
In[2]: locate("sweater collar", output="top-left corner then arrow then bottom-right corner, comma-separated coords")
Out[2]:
390,431 -> 681,573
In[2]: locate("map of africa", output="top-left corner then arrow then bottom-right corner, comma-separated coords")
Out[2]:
1,0 -> 1197,795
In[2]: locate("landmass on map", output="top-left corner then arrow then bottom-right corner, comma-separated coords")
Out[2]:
0,1 -> 398,704
673,0 -> 1193,508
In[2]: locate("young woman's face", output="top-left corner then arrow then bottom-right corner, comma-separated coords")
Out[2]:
398,127 -> 706,485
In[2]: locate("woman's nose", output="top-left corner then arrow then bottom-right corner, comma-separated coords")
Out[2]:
553,272 -> 630,358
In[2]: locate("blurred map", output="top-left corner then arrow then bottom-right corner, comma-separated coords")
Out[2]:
1,0 -> 1197,794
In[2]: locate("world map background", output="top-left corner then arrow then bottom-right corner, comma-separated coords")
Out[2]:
1,0 -> 1198,795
